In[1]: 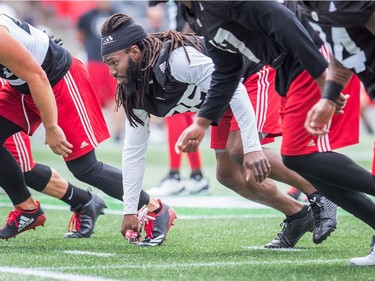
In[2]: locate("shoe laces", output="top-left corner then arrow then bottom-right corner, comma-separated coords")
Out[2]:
277,219 -> 291,236
144,220 -> 155,239
4,209 -> 21,228
67,212 -> 82,232
309,197 -> 323,208
309,198 -> 323,223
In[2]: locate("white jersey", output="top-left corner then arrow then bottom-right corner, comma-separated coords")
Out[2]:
122,46 -> 260,214
0,13 -> 49,88
0,13 -> 71,94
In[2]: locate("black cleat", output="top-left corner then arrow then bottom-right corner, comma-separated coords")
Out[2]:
64,192 -> 106,238
138,199 -> 177,246
309,195 -> 337,244
265,206 -> 314,248
0,201 -> 46,240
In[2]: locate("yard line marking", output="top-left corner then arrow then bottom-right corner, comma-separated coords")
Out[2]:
242,246 -> 307,252
0,202 -> 352,220
40,258 -> 349,271
0,266 -> 121,281
63,250 -> 116,257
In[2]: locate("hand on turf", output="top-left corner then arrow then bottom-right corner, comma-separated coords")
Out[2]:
122,207 -> 155,245
121,214 -> 141,244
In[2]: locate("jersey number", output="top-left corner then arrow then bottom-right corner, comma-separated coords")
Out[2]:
165,85 -> 203,116
309,22 -> 366,73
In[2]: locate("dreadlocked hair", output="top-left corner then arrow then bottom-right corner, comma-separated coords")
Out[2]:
102,13 -> 202,127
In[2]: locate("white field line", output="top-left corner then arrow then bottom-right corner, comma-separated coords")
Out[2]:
37,258 -> 349,272
60,247 -> 308,261
63,250 -> 116,257
0,202 -> 351,220
0,266 -> 121,281
242,246 -> 307,252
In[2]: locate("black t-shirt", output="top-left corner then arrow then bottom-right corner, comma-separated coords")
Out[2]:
300,1 -> 375,98
180,1 -> 327,123
77,8 -> 117,61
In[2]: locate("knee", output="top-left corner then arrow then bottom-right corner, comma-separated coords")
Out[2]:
227,146 -> 243,166
216,167 -> 237,190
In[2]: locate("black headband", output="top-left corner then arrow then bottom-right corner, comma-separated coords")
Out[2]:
101,20 -> 147,57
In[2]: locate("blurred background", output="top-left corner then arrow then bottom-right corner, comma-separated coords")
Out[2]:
0,1 -> 374,208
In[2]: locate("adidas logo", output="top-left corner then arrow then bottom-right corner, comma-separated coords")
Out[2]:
17,215 -> 35,232
329,1 -> 337,12
159,62 -> 166,73
102,36 -> 116,46
80,141 -> 89,149
139,235 -> 165,246
307,140 -> 315,147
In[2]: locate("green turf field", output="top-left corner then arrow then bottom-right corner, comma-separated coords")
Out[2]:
0,129 -> 374,280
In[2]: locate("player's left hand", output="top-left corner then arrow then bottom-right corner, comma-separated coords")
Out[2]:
305,99 -> 335,136
335,93 -> 349,114
175,123 -> 206,154
243,150 -> 271,183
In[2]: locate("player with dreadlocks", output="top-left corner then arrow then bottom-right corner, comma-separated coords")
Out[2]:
115,30 -> 203,126
0,12 -> 172,245
100,13 -> 340,249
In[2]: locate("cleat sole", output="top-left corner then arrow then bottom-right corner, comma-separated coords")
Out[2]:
313,226 -> 336,244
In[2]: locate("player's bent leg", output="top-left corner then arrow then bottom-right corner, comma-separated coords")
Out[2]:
216,151 -> 313,248
264,147 -> 337,244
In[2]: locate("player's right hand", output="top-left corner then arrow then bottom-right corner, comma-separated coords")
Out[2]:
44,125 -> 72,157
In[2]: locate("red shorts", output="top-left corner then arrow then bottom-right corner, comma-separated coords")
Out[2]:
87,61 -> 117,107
0,57 -> 110,161
4,132 -> 35,173
211,65 -> 282,149
280,71 -> 360,156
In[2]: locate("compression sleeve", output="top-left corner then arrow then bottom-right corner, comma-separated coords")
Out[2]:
229,83 -> 262,153
122,109 -> 149,215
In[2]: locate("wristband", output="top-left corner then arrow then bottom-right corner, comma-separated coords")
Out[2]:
322,80 -> 343,102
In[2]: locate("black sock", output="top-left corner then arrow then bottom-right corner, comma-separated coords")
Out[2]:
168,171 -> 180,180
61,183 -> 91,209
152,202 -> 163,215
287,205 -> 309,220
190,172 -> 203,180
307,191 -> 322,202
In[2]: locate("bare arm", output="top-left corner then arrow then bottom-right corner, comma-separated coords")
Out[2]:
0,26 -> 72,156
327,54 -> 353,87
